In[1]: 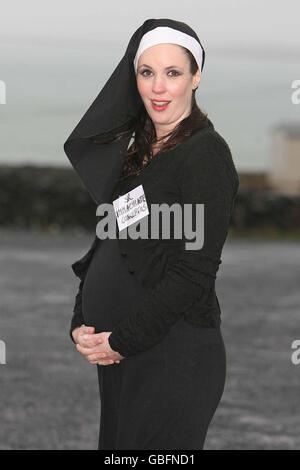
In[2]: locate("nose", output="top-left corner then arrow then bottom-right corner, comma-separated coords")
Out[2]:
152,75 -> 167,94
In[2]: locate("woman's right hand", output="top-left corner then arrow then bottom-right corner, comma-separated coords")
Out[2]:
72,325 -> 120,365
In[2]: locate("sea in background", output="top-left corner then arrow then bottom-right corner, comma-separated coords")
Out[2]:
1,41 -> 299,173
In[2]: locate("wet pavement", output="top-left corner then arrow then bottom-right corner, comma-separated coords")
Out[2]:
0,228 -> 299,449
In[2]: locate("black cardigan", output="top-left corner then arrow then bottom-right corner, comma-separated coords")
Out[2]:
69,123 -> 239,357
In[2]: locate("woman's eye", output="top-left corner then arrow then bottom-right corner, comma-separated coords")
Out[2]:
140,69 -> 152,77
168,70 -> 180,77
140,69 -> 180,77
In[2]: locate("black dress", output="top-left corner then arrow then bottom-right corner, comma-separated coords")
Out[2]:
81,174 -> 227,451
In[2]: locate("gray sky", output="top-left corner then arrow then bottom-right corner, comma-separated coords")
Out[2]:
1,0 -> 299,50
0,0 -> 299,171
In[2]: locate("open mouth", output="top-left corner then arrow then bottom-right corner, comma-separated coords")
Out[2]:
151,100 -> 171,111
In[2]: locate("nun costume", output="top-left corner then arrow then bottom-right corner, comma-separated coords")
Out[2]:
64,18 -> 239,450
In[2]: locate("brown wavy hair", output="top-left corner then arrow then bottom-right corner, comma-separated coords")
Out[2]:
102,47 -> 209,182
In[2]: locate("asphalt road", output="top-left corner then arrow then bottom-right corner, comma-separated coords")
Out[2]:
0,228 -> 299,450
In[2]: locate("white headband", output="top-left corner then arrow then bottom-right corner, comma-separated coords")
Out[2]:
133,26 -> 204,75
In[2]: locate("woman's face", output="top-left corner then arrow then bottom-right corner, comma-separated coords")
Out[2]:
136,43 -> 200,138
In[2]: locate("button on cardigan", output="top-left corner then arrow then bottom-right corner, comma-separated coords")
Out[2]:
70,125 -> 239,357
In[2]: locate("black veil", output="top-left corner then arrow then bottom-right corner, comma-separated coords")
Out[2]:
63,18 -> 205,206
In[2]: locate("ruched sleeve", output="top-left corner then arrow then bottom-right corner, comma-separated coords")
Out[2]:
69,279 -> 85,343
68,235 -> 99,343
108,132 -> 239,357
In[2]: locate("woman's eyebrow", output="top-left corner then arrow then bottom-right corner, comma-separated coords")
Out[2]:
138,64 -> 182,70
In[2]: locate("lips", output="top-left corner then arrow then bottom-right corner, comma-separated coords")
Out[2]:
151,100 -> 171,112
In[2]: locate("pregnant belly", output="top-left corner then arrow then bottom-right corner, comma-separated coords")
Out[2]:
82,237 -> 146,332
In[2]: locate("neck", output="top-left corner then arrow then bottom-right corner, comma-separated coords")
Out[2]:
154,104 -> 193,142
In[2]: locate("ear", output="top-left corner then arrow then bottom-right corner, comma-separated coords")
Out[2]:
192,68 -> 201,90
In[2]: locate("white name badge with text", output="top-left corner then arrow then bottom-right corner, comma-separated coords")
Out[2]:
113,184 -> 149,232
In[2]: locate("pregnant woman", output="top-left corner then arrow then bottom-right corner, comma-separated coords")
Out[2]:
64,18 -> 239,450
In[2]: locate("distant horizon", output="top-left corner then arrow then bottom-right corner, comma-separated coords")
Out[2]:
1,0 -> 299,172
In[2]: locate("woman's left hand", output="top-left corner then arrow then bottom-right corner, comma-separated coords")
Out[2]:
76,331 -> 125,366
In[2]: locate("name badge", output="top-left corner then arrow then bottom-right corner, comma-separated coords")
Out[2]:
113,184 -> 149,232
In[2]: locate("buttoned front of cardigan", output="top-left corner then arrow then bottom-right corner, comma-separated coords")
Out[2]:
70,124 -> 239,357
